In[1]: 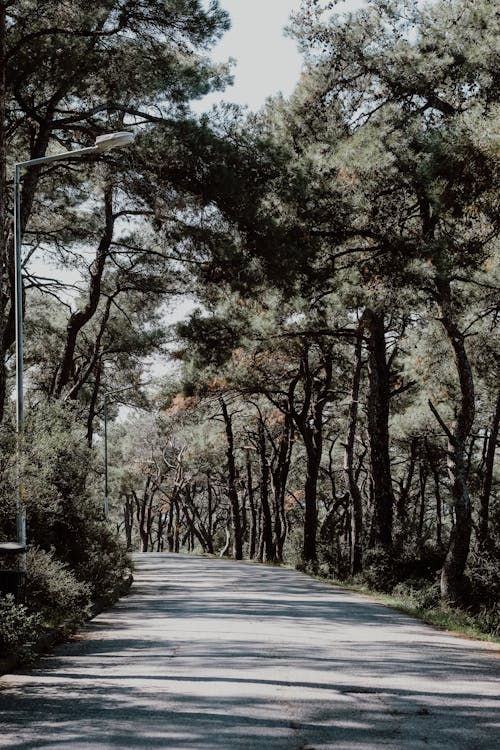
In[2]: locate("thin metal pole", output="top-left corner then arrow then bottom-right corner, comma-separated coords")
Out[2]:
15,146 -> 98,170
101,385 -> 134,518
11,136 -> 132,554
13,146 -> 101,539
13,163 -> 26,549
104,396 -> 109,517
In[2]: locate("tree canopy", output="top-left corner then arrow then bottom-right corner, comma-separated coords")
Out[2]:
0,0 -> 498,644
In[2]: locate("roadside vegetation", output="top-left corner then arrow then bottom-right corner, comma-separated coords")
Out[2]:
1,0 -> 498,660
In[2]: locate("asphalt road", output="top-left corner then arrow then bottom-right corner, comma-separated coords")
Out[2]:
0,553 -> 499,749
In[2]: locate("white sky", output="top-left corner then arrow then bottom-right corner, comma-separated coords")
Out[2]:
195,0 -> 303,112
196,0 -> 365,113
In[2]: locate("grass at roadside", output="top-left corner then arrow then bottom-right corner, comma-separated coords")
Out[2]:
314,575 -> 500,646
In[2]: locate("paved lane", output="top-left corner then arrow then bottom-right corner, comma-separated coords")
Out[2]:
0,553 -> 499,749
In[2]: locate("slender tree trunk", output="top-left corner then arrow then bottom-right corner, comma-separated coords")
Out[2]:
156,512 -> 166,552
271,412 -> 293,562
396,438 -> 418,544
433,276 -> 475,604
291,347 -> 332,566
172,497 -> 180,553
365,308 -> 394,549
258,419 -> 274,561
246,452 -> 257,559
133,486 -> 150,553
53,185 -> 114,396
122,494 -> 133,550
167,504 -> 174,552
206,474 -> 214,554
303,437 -> 321,564
417,465 -> 427,555
426,440 -> 443,549
344,328 -> 364,574
220,524 -> 231,558
479,390 -> 500,547
220,398 -> 243,560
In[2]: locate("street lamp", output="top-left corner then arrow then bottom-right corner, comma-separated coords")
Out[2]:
13,132 -> 135,548
103,386 -> 134,517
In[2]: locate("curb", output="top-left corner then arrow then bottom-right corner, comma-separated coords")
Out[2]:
0,574 -> 134,677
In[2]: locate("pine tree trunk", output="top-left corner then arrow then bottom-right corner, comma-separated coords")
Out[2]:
440,429 -> 472,603
434,276 -> 475,604
426,441 -> 443,549
479,391 -> 500,547
122,494 -> 133,550
258,419 -> 274,561
167,508 -> 174,552
246,452 -> 257,559
291,347 -> 332,566
53,186 -> 114,396
303,439 -> 320,564
206,474 -> 215,554
344,329 -> 364,574
417,465 -> 427,555
172,498 -> 180,553
220,398 -> 243,560
365,308 -> 394,549
272,412 -> 293,562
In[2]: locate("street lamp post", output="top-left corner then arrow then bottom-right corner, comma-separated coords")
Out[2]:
103,385 -> 134,517
13,132 -> 134,549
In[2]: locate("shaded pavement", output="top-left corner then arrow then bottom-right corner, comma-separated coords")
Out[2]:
0,553 -> 499,749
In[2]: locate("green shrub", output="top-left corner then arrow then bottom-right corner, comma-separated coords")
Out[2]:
0,594 -> 42,662
359,546 -> 397,592
25,547 -> 91,630
21,401 -> 130,603
474,604 -> 500,638
466,549 -> 500,610
392,578 -> 441,609
76,527 -> 131,604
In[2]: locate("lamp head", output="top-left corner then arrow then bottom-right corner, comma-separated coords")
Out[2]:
95,131 -> 135,151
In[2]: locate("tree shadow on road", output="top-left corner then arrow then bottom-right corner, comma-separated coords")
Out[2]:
0,554 -> 498,749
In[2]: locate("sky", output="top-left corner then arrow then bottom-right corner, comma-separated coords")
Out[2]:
195,0 -> 304,112
195,0 -> 365,113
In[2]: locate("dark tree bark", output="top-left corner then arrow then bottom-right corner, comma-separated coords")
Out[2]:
258,417 -> 274,562
426,439 -> 443,549
290,346 -> 333,565
53,185 -> 115,397
206,472 -> 215,554
155,511 -> 167,552
171,497 -> 180,553
396,437 -> 418,542
364,308 -> 394,549
220,398 -> 243,560
270,411 -> 293,562
133,481 -> 154,553
479,390 -> 500,547
417,464 -> 427,554
182,486 -> 211,553
432,275 -> 475,604
246,451 -> 257,559
121,492 -> 134,551
166,502 -> 174,552
343,327 -> 364,574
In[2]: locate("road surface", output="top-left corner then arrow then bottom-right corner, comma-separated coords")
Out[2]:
0,553 -> 499,749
